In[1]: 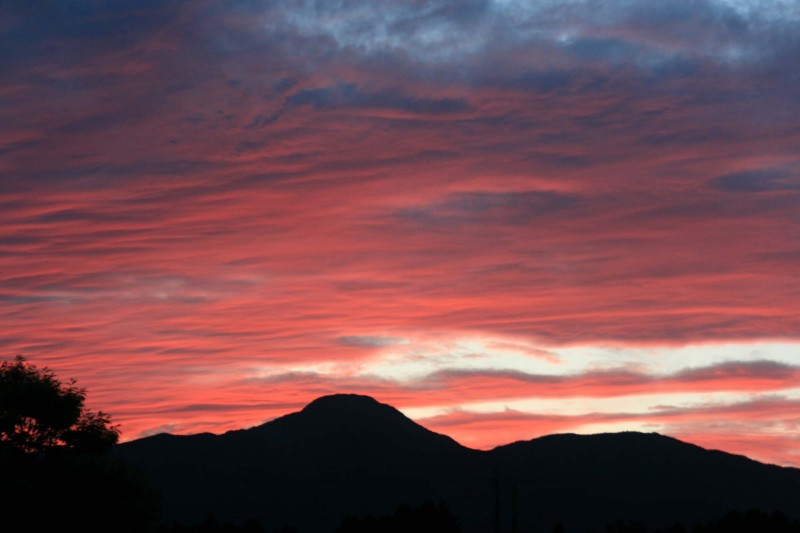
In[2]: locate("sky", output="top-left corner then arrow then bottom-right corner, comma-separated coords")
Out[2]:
1,0 -> 799,466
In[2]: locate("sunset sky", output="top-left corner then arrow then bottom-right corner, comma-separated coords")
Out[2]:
2,0 -> 799,466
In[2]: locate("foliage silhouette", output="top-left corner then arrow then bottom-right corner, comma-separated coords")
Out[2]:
574,510 -> 800,533
0,355 -> 118,453
655,525 -> 687,533
0,355 -> 159,532
604,520 -> 648,533
334,501 -> 460,533
692,509 -> 800,533
158,513 -> 299,533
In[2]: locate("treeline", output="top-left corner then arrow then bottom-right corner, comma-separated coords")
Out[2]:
158,502 -> 458,533
0,445 -> 160,533
157,515 -> 298,533
158,507 -> 800,533
583,509 -> 800,533
334,501 -> 460,533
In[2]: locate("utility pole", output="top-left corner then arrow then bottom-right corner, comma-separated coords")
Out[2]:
494,467 -> 501,533
511,479 -> 518,533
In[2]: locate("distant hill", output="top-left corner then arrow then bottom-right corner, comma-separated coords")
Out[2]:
115,394 -> 800,533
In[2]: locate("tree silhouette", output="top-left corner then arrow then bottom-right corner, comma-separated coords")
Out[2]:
693,509 -> 800,533
0,355 -> 119,453
335,501 -> 460,533
0,355 -> 159,532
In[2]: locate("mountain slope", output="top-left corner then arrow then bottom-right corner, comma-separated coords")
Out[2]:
115,395 -> 800,533
117,394 -> 489,532
490,432 -> 800,531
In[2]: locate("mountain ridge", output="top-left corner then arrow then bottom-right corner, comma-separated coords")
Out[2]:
116,394 -> 800,533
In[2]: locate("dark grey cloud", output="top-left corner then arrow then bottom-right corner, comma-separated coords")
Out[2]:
0,0 -> 179,75
427,359 -> 800,388
513,69 -> 575,94
339,336 -> 407,348
675,360 -> 800,381
5,0 -> 800,82
287,83 -> 471,115
401,190 -> 580,226
711,168 -> 800,193
30,209 -> 151,225
564,37 -> 643,64
620,0 -> 751,44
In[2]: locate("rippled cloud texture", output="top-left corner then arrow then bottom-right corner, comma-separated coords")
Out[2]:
2,0 -> 799,465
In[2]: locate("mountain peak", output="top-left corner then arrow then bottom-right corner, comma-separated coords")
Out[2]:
298,394 -> 415,426
254,394 -> 468,457
301,393 -> 384,413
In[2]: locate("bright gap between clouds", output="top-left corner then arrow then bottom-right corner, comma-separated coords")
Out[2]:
260,334 -> 800,412
338,335 -> 800,380
403,388 -> 800,420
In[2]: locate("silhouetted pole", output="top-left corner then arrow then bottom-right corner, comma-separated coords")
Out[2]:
494,467 -> 501,533
511,479 -> 518,533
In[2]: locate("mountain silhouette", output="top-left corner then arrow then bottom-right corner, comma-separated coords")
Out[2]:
245,394 -> 468,457
491,432 -> 800,531
115,394 -> 800,532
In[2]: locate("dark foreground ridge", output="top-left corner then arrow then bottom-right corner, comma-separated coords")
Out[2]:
115,394 -> 800,533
